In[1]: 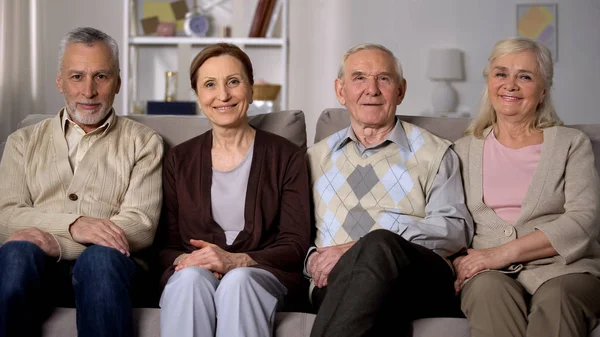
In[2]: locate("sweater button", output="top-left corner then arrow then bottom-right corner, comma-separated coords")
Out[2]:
68,193 -> 78,201
504,227 -> 513,236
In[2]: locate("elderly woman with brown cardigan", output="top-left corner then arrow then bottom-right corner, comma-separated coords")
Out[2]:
453,37 -> 600,337
155,43 -> 311,337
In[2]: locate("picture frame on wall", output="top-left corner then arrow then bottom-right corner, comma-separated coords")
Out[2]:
516,4 -> 558,61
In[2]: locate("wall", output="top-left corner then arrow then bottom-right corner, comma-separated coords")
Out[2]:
290,0 -> 600,145
40,0 -> 124,115
38,0 -> 600,146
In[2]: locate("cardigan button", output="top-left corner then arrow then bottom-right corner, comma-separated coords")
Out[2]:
504,227 -> 513,236
68,193 -> 78,201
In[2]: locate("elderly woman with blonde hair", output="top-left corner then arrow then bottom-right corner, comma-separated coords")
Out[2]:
453,37 -> 600,337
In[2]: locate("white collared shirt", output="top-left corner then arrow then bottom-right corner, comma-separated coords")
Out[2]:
61,109 -> 114,173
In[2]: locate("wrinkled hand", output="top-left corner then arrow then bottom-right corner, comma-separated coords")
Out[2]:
175,239 -> 253,276
69,216 -> 129,256
453,247 -> 511,293
174,252 -> 222,279
452,255 -> 466,294
310,242 -> 355,288
6,228 -> 60,257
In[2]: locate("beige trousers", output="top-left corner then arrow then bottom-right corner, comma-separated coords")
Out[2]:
461,272 -> 600,337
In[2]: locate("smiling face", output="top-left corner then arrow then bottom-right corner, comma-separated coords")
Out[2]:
488,50 -> 546,122
56,42 -> 121,132
335,48 -> 406,130
195,55 -> 253,129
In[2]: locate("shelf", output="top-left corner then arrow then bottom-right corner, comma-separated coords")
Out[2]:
129,36 -> 285,47
122,0 -> 290,115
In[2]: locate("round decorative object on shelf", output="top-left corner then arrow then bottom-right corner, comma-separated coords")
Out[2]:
184,10 -> 210,37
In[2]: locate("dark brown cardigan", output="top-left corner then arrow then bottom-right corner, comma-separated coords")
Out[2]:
157,128 -> 311,309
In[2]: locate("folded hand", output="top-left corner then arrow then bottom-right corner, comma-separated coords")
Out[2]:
7,227 -> 60,257
309,242 -> 355,288
453,247 -> 511,293
175,239 -> 244,277
69,216 -> 129,256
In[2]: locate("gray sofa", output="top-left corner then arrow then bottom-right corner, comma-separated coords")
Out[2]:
2,108 -> 600,337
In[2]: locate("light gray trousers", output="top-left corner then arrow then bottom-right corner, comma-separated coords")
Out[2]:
160,266 -> 287,337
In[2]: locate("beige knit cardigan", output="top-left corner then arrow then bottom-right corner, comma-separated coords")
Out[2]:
0,110 -> 164,260
453,126 -> 600,293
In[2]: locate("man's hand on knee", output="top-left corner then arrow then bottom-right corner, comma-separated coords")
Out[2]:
6,228 -> 60,257
69,216 -> 130,256
311,242 -> 356,288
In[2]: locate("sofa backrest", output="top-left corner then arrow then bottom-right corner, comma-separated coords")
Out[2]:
315,108 -> 471,144
315,108 -> 600,177
3,110 -> 306,154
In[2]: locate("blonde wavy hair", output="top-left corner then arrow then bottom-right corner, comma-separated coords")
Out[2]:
466,37 -> 562,138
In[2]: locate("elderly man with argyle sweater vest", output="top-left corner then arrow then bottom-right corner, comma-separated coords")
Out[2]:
306,43 -> 474,337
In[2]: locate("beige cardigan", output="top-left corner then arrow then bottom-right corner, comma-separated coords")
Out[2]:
453,126 -> 600,293
0,110 -> 164,260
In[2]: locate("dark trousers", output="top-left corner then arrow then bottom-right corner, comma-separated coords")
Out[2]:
0,241 -> 141,337
310,230 -> 461,337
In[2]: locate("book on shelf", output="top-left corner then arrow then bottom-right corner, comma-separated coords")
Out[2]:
249,0 -> 280,38
265,0 -> 283,38
248,0 -> 270,37
258,0 -> 277,37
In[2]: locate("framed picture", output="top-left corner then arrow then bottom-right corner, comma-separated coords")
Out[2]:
132,0 -> 234,37
134,0 -> 195,36
517,4 -> 558,61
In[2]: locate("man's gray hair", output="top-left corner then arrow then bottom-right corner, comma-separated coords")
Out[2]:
337,43 -> 404,83
57,27 -> 120,72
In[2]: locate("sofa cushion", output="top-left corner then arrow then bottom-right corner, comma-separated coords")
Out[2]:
43,308 -> 160,337
14,110 -> 307,150
314,108 -> 471,144
45,308 -> 600,337
315,108 -> 600,176
41,309 -> 316,337
412,317 -> 470,337
275,312 -> 316,337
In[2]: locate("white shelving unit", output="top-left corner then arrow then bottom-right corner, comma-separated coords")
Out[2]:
121,0 -> 289,115
129,36 -> 285,46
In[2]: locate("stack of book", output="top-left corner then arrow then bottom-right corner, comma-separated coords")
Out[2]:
248,0 -> 283,38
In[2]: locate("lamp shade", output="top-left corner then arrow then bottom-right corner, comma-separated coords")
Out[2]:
427,49 -> 464,81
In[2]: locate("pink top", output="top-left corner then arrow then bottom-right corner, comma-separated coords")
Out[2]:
483,130 -> 542,224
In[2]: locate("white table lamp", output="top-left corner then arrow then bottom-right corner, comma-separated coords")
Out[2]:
427,49 -> 464,114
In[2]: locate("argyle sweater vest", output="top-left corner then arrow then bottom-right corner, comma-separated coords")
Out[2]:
308,121 -> 451,247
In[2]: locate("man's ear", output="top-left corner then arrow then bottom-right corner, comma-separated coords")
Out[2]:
396,79 -> 407,105
335,78 -> 346,106
115,75 -> 122,94
56,72 -> 63,93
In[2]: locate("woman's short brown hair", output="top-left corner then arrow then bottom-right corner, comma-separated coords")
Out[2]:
189,43 -> 254,94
